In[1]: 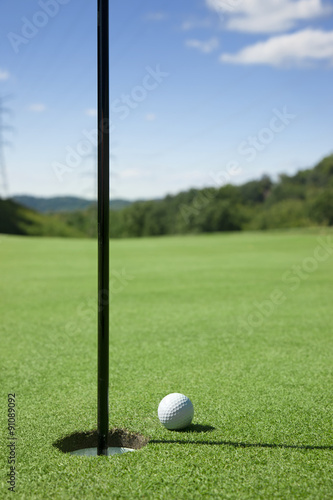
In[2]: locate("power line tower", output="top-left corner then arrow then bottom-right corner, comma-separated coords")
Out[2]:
0,96 -> 12,199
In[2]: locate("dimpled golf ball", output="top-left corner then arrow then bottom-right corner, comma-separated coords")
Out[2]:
158,393 -> 194,430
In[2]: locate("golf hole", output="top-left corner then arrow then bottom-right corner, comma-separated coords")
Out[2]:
53,428 -> 149,457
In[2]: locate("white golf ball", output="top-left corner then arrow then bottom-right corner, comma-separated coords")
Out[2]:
158,393 -> 194,430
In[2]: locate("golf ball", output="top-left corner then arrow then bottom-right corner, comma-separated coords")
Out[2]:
158,393 -> 194,430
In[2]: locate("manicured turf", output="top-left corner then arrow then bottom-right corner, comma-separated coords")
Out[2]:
1,231 -> 333,498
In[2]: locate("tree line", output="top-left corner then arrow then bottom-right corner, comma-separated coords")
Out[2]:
1,154 -> 333,238
106,154 -> 333,238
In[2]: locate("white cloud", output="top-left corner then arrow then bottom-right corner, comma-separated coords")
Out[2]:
220,28 -> 333,66
181,18 -> 212,31
206,0 -> 332,33
119,168 -> 147,179
85,108 -> 97,117
145,113 -> 156,121
0,69 -> 10,80
145,12 -> 167,21
185,37 -> 219,53
167,170 -> 211,183
28,103 -> 46,112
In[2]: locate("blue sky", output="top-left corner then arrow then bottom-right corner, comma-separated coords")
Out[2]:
1,0 -> 333,200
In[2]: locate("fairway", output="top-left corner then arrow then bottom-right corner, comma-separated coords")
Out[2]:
1,231 -> 333,498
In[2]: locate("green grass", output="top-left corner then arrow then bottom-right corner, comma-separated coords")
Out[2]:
1,231 -> 333,499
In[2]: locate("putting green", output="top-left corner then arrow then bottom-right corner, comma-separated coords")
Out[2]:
1,230 -> 332,498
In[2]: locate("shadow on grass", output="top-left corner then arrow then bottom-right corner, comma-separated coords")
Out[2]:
150,439 -> 333,451
174,424 -> 215,433
54,427 -> 333,453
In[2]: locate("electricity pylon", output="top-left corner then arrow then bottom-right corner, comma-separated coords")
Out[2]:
0,96 -> 12,199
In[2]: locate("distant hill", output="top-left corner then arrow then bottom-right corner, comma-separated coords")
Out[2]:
109,199 -> 132,211
0,199 -> 85,237
11,195 -> 93,213
11,195 -> 132,213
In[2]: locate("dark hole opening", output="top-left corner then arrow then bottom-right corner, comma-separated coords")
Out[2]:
53,428 -> 149,453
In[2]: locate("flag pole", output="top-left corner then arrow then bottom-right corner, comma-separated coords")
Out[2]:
97,0 -> 110,456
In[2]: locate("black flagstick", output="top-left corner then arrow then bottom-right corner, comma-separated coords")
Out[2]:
97,0 -> 110,456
